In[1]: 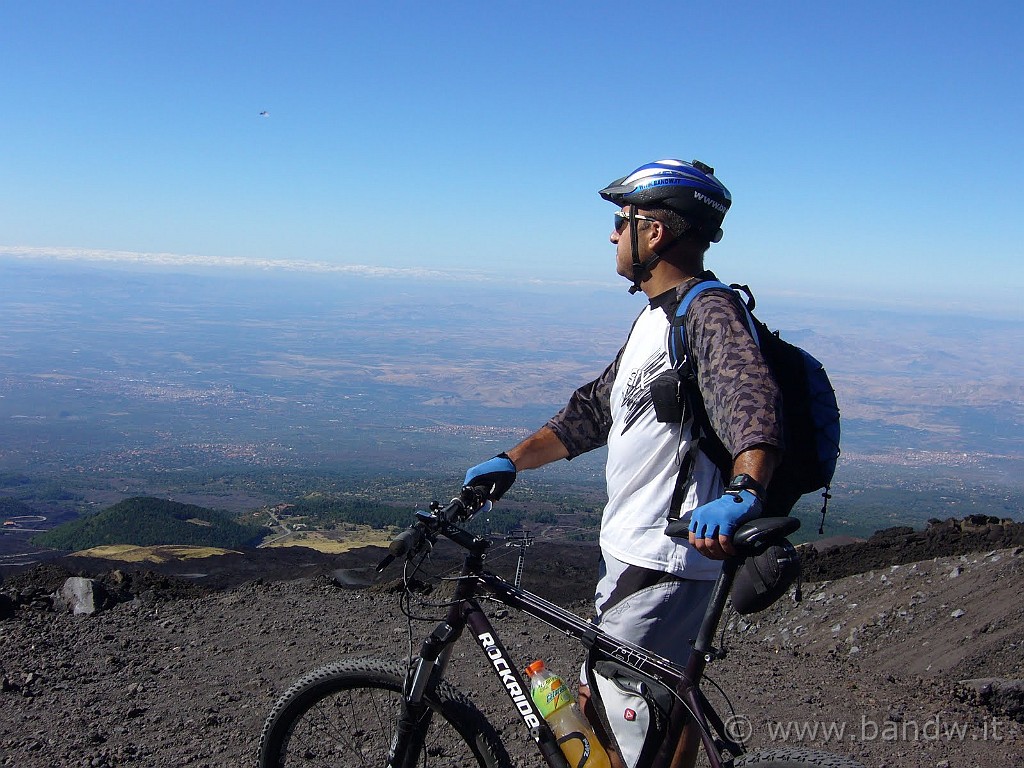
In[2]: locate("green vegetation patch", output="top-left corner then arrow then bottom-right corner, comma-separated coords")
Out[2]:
285,492 -> 581,536
287,495 -> 412,529
0,497 -> 37,517
34,496 -> 263,551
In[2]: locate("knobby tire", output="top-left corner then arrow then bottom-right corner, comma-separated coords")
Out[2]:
258,657 -> 513,768
732,747 -> 866,767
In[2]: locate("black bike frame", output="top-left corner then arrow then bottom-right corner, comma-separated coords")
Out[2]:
388,536 -> 745,768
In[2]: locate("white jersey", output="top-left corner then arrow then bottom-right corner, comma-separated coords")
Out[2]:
601,304 -> 723,580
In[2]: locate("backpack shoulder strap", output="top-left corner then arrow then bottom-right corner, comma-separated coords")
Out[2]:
666,279 -> 760,500
665,280 -> 735,519
668,279 -> 746,367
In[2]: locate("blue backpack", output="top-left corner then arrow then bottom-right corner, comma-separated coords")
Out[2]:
669,280 -> 841,530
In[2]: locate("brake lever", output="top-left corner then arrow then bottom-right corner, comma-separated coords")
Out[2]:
459,485 -> 492,515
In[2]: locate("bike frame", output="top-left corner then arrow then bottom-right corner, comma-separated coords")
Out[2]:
387,525 -> 747,768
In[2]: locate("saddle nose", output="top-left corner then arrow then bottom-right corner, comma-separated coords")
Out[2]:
732,517 -> 801,557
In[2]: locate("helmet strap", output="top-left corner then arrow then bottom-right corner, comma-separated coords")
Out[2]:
628,206 -> 645,294
627,205 -> 665,295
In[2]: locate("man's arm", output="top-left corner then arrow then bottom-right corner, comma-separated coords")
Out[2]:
507,426 -> 570,470
462,427 -> 571,501
464,353 -> 620,500
684,289 -> 783,559
730,444 -> 778,491
689,444 -> 779,559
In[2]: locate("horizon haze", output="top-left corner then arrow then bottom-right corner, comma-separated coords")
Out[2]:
2,257 -> 1021,547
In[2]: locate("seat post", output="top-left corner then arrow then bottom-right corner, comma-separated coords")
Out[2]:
692,559 -> 740,659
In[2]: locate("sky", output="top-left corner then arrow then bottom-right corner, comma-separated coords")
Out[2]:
2,1 -> 1022,315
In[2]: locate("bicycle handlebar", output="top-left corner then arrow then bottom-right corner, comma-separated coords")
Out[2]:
388,523 -> 428,558
376,486 -> 492,572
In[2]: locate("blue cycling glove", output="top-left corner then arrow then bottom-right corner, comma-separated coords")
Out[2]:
463,453 -> 517,501
685,490 -> 763,540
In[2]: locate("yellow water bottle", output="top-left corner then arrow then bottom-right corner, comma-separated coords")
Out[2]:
526,660 -> 611,768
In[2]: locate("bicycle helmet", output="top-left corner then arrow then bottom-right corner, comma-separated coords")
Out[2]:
600,159 -> 731,236
600,159 -> 732,293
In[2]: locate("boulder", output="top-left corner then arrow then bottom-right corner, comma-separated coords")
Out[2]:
52,576 -> 109,616
957,677 -> 1024,722
0,592 -> 15,620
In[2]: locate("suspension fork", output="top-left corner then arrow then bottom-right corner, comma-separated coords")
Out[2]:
387,560 -> 483,768
384,615 -> 460,768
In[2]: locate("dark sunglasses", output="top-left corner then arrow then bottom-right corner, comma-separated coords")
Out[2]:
613,210 -> 660,233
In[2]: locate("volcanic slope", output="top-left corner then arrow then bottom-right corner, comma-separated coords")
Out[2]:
0,532 -> 1022,767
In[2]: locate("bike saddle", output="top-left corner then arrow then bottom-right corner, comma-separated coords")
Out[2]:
732,516 -> 800,557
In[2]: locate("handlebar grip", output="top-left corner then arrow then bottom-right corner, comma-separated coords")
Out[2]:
389,524 -> 425,558
460,485 -> 489,510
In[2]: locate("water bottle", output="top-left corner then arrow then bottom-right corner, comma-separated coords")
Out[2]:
525,660 -> 611,768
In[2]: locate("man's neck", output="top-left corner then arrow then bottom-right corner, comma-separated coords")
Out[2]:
639,261 -> 702,299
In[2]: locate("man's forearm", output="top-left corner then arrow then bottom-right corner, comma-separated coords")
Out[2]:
730,445 -> 780,495
507,426 -> 569,471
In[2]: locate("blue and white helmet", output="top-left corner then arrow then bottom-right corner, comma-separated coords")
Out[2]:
599,159 -> 731,241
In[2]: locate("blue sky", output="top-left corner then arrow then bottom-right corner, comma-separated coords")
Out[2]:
2,1 -> 1021,314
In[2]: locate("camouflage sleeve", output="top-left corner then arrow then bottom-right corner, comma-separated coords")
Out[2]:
544,349 -> 622,459
686,290 -> 782,459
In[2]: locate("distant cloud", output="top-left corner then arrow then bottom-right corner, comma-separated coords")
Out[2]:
0,244 -> 619,290
0,245 -> 483,282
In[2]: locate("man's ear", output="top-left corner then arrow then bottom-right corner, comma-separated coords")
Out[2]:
646,218 -> 672,252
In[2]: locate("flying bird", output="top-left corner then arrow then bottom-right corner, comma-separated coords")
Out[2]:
259,111 -> 270,117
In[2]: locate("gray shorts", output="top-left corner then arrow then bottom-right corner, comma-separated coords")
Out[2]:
590,552 -> 714,671
583,554 -> 715,768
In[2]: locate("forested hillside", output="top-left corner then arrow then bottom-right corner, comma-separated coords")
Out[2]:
0,497 -> 36,517
33,497 -> 263,551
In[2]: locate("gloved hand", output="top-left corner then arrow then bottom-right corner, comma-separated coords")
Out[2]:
463,453 -> 517,501
668,489 -> 763,541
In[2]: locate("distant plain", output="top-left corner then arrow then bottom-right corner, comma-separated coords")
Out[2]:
1,258 -> 1021,553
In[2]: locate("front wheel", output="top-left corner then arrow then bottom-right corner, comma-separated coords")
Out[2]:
258,657 -> 513,768
732,747 -> 865,767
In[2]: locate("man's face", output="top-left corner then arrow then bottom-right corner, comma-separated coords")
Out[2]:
611,208 -> 656,280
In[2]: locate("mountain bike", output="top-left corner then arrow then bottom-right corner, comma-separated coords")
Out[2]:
258,486 -> 864,768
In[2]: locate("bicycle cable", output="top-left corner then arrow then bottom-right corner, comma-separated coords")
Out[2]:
697,602 -> 742,740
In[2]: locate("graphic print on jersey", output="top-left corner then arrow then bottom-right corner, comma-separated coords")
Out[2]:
619,349 -> 670,433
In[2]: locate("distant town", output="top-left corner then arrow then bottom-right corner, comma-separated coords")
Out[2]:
2,259 -> 1021,566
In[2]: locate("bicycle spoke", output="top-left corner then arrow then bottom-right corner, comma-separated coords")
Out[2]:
262,663 -> 498,767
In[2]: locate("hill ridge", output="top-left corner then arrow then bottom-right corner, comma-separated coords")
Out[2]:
32,496 -> 263,552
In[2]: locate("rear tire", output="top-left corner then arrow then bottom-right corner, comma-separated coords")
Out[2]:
258,657 -> 513,768
732,747 -> 865,767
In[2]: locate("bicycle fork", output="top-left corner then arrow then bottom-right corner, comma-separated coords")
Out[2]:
387,620 -> 459,768
388,597 -> 572,768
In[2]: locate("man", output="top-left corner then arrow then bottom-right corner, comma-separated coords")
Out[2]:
464,159 -> 782,766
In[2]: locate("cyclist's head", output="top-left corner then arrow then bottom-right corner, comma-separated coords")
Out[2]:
602,159 -> 731,294
600,159 -> 731,245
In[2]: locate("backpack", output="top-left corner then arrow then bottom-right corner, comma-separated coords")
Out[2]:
668,279 -> 841,530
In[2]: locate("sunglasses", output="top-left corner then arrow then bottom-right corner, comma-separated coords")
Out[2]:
613,210 -> 660,233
